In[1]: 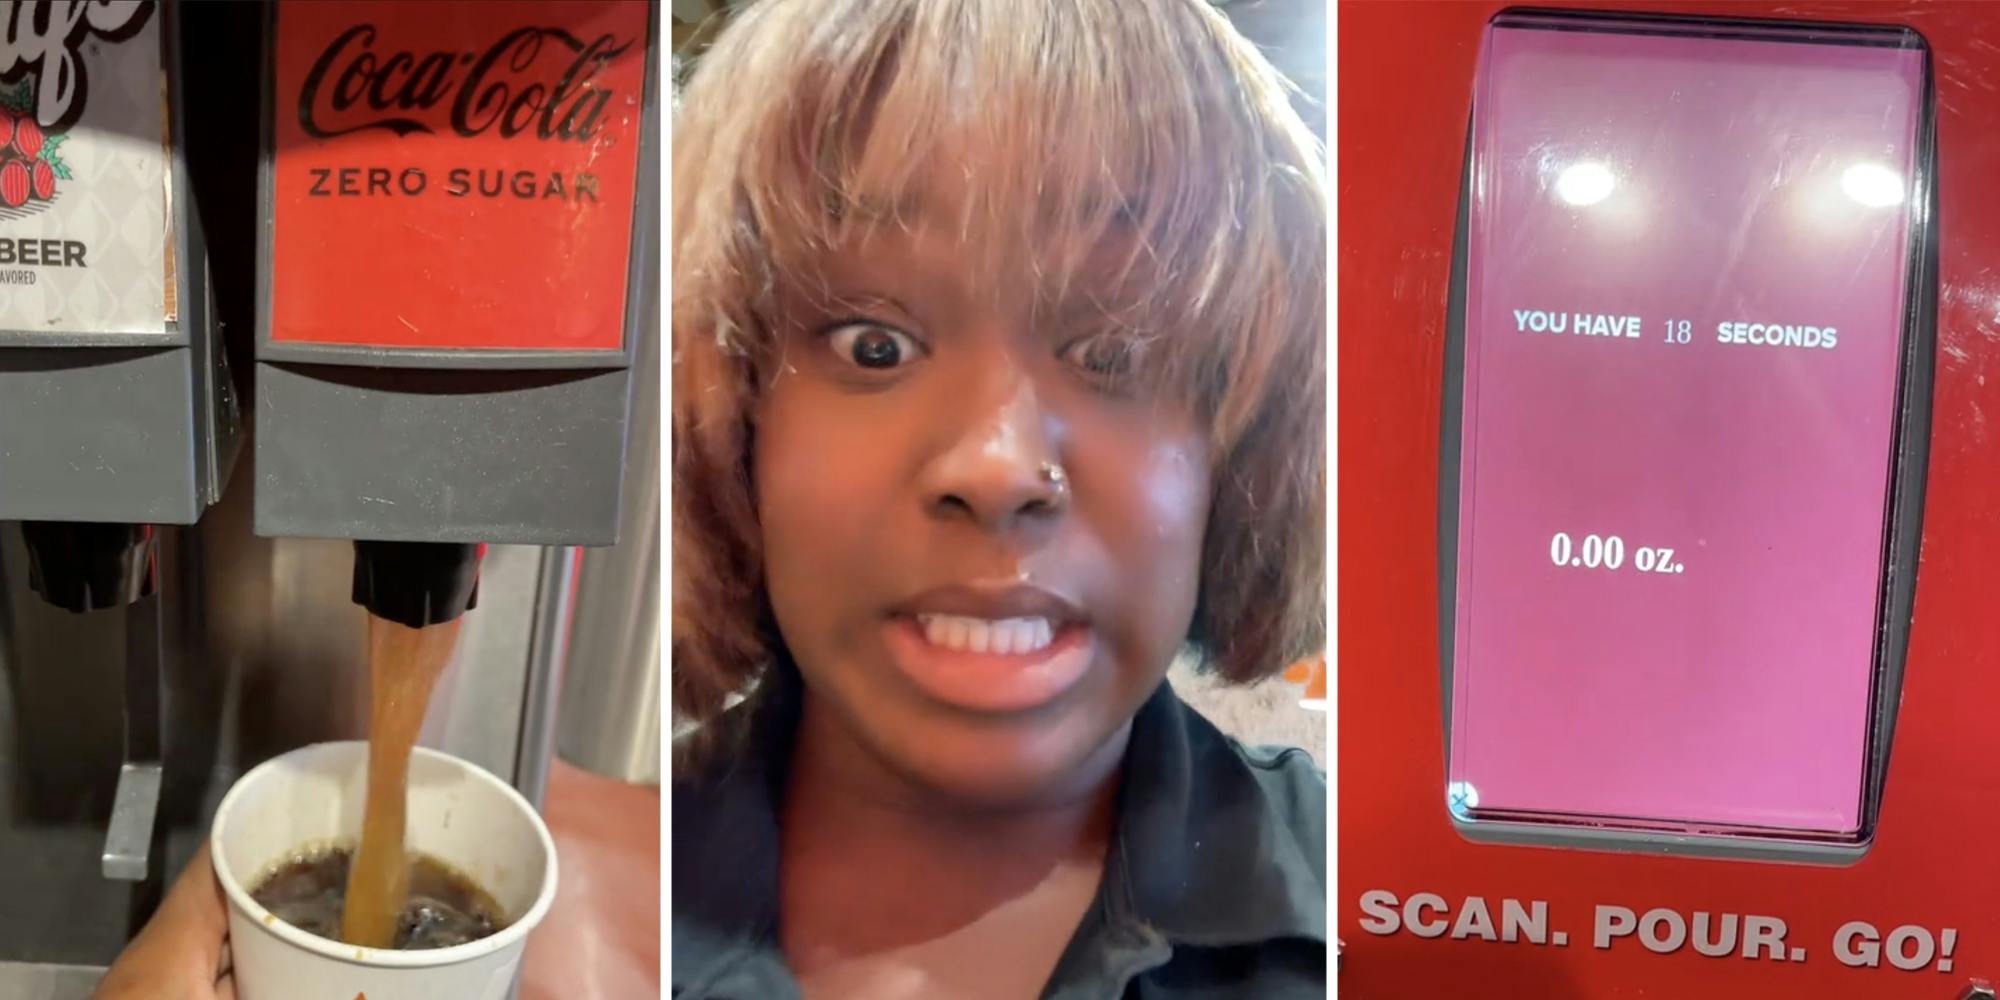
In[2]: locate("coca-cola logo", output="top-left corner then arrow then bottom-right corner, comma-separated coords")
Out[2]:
298,23 -> 632,143
0,0 -> 155,132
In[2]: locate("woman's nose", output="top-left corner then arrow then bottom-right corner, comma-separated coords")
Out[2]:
920,373 -> 1068,534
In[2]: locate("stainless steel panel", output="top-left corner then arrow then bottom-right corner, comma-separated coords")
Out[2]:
558,234 -> 661,786
429,544 -> 541,783
0,439 -> 550,967
0,962 -> 104,1000
102,584 -> 167,882
101,764 -> 162,882
514,547 -> 578,807
194,458 -> 543,782
1,522 -> 175,965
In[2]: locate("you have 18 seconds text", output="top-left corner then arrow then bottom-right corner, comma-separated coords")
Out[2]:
1511,310 -> 1837,350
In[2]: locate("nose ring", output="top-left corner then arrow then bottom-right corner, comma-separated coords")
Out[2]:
1041,462 -> 1069,501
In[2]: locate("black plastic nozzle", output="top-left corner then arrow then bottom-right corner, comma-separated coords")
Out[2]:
351,540 -> 484,629
19,522 -> 157,613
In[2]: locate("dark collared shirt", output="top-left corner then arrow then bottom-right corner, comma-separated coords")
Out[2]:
672,670 -> 1327,999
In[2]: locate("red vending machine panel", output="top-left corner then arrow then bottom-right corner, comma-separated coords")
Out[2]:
1342,2 -> 2000,996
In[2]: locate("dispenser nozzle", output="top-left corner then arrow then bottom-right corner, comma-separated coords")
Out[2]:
19,522 -> 157,613
351,541 -> 484,628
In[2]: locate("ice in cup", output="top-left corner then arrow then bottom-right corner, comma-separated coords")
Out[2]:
210,741 -> 558,1000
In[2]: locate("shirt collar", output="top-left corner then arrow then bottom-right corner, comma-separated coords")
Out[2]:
671,667 -> 1323,992
671,670 -> 798,991
1111,679 -> 1326,947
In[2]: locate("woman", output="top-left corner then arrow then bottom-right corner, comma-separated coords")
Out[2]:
671,1 -> 1328,998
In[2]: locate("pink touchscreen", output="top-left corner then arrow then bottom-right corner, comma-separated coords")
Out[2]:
1450,22 -> 1924,835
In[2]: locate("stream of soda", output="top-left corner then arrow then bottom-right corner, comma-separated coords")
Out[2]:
341,614 -> 462,947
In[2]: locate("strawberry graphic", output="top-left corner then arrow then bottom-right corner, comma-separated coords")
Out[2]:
0,80 -> 73,215
11,116 -> 40,159
0,161 -> 27,208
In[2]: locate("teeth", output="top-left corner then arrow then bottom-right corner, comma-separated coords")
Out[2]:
917,614 -> 1055,654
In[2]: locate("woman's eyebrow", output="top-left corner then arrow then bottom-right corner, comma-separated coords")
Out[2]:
825,291 -> 910,316
794,277 -> 917,321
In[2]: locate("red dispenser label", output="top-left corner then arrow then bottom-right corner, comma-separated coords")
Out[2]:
269,1 -> 648,352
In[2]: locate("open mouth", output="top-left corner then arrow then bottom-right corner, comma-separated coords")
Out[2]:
881,612 -> 1095,714
915,613 -> 1059,655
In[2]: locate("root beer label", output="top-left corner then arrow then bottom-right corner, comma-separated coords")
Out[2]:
269,1 -> 650,352
0,0 -> 168,336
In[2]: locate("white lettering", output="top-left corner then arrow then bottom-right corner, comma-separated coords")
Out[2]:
1406,894 -> 1450,938
1885,926 -> 1934,971
0,0 -> 153,130
1357,890 -> 1400,935
1742,915 -> 1787,959
1715,321 -> 1839,350
1501,899 -> 1548,944
1640,909 -> 1688,953
1595,905 -> 1636,949
1513,309 -> 1571,333
1451,897 -> 1497,941
1692,912 -> 1739,958
1834,921 -> 1880,967
1350,895 -> 1929,970
1357,891 -> 1558,943
1555,312 -> 1645,338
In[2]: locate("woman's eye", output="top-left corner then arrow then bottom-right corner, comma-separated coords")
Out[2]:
825,323 -> 920,370
1061,334 -> 1144,379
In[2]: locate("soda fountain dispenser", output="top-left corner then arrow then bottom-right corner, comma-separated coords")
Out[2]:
0,3 -> 659,990
0,0 -> 238,929
1326,5 -> 2000,998
254,0 -> 656,792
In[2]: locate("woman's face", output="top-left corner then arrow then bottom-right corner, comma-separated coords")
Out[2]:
754,216 -> 1212,806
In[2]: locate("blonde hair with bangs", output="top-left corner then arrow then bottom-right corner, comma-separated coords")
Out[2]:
672,0 -> 1326,735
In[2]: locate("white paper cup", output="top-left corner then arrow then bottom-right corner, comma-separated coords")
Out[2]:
210,741 -> 559,1000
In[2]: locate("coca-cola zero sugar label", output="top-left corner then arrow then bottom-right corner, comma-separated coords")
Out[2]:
0,0 -> 170,336
269,0 -> 649,352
